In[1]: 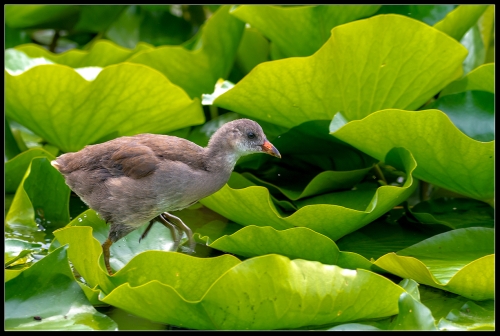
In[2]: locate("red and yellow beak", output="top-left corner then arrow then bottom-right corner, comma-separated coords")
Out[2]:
261,140 -> 281,158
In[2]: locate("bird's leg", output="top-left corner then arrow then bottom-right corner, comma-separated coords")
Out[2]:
156,214 -> 182,251
161,212 -> 196,254
102,238 -> 114,275
139,220 -> 155,242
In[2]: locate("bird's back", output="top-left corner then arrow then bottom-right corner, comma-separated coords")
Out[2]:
52,133 -> 208,225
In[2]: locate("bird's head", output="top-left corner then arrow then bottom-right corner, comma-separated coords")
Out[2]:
211,118 -> 281,159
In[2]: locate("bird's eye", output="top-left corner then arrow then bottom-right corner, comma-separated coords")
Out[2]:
247,132 -> 256,139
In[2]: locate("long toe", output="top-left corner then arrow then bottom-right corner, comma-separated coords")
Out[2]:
158,213 -> 182,251
162,212 -> 196,254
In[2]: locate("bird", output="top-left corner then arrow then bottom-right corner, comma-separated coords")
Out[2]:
51,119 -> 281,275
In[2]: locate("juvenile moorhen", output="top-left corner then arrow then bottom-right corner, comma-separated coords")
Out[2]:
52,119 -> 280,275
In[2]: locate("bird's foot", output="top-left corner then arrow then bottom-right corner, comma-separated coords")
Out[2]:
161,212 -> 196,254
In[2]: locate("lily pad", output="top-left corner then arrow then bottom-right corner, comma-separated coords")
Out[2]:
231,5 -> 380,58
335,215 -> 435,261
387,279 -> 438,330
5,239 -> 42,267
101,254 -> 404,330
201,147 -> 417,241
5,245 -> 117,330
6,53 -> 204,152
330,109 -> 494,204
477,6 -> 495,62
374,5 -> 455,25
5,5 -> 80,29
440,63 -> 494,96
425,90 -> 494,142
5,148 -> 56,194
460,24 -> 487,75
198,225 -> 373,270
53,203 -> 228,288
53,210 -> 181,291
53,219 -> 406,329
232,26 -> 270,77
433,5 -> 489,41
15,40 -> 154,68
242,167 -> 373,201
215,14 -> 467,128
374,228 -> 494,300
128,6 -> 245,98
409,198 -> 494,230
6,157 -> 70,236
72,5 -> 127,33
438,301 -> 495,330
419,284 -> 494,330
5,118 -> 22,160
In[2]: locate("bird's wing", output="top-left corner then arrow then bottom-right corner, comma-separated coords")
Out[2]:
108,142 -> 161,179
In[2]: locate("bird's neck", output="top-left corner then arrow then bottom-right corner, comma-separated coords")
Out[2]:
204,132 -> 244,174
204,144 -> 240,173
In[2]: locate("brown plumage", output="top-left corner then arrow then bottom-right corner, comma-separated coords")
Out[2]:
51,119 -> 280,275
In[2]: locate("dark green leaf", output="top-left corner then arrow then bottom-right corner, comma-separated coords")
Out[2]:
5,245 -> 117,330
410,198 -> 494,230
425,91 -> 494,142
231,5 -> 380,58
374,5 -> 455,25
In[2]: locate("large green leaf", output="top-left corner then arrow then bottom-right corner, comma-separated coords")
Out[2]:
335,215 -> 435,261
5,245 -> 117,330
374,5 -> 455,25
433,5 -> 489,41
425,91 -> 494,142
215,14 -> 467,128
460,24 -> 487,75
72,5 -> 127,32
242,167 -> 372,201
409,198 -> 494,230
5,5 -> 80,29
53,204 -> 227,289
5,239 -> 42,267
54,220 -> 405,329
5,118 -> 22,161
387,280 -> 438,330
440,63 -> 494,96
477,6 -> 495,63
330,109 -> 494,203
16,40 -> 154,68
54,224 -> 114,294
6,52 -> 204,152
198,225 -> 373,270
128,6 -> 245,98
104,5 -> 144,49
105,5 -> 193,49
5,148 -> 55,194
419,285 -> 494,330
333,281 -> 495,331
6,157 -> 70,236
438,301 -> 495,330
374,228 -> 494,300
101,254 -> 404,330
231,5 -> 380,58
201,147 -> 417,241
5,24 -> 31,50
232,27 -> 270,78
